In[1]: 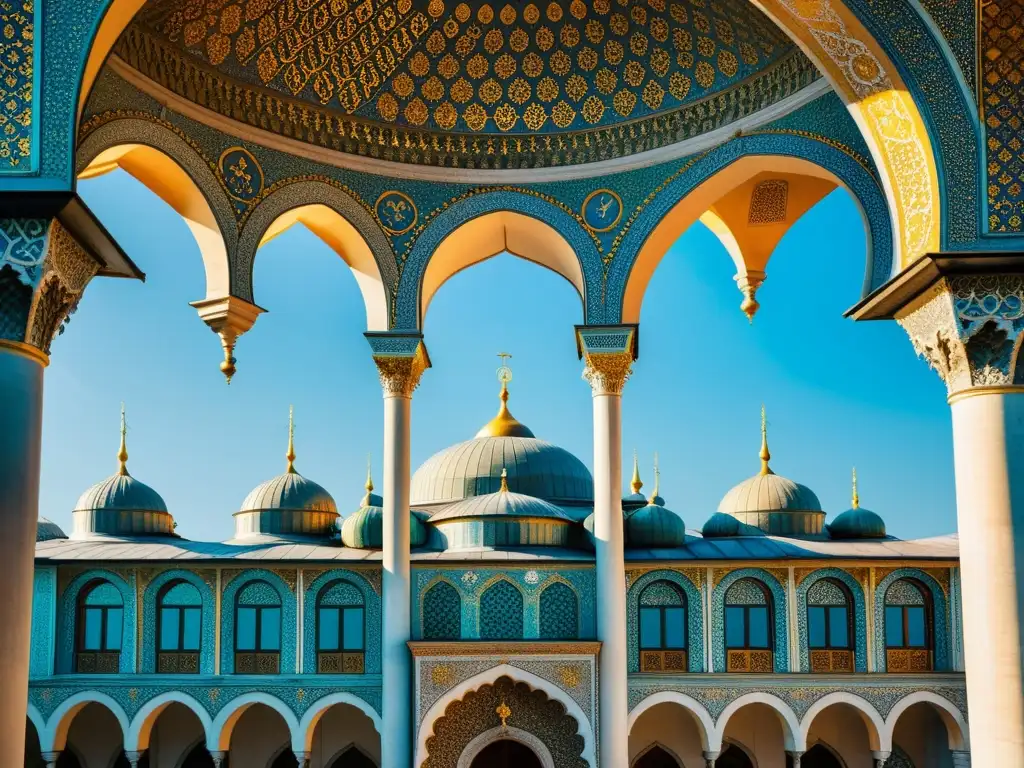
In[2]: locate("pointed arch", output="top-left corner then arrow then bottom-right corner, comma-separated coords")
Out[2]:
125,691 -> 214,752
208,692 -> 300,753
715,692 -> 803,752
236,181 -> 397,330
76,118 -> 238,300
799,692 -> 888,753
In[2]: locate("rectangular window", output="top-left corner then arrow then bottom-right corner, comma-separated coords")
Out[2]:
237,607 -> 256,651
725,606 -> 745,648
906,606 -> 927,647
182,608 -> 201,651
260,607 -> 281,651
106,608 -> 123,651
885,606 -> 904,647
160,608 -> 180,650
828,607 -> 849,648
639,607 -> 662,649
343,608 -> 364,651
748,606 -> 769,649
664,607 -> 686,649
84,608 -> 103,651
808,606 -> 826,648
319,608 -> 340,651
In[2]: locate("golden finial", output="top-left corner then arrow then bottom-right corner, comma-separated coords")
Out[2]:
630,449 -> 643,495
649,452 -> 661,504
496,700 -> 512,729
117,402 -> 129,476
759,404 -> 773,476
362,455 -> 374,506
851,467 -> 859,509
476,353 -> 535,438
286,405 -> 296,473
500,466 -> 509,493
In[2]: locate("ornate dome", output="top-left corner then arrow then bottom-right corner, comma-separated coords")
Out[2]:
234,409 -> 339,539
72,408 -> 174,539
115,0 -> 818,169
341,467 -> 427,549
828,470 -> 887,540
625,472 -> 685,548
713,408 -> 824,537
411,382 -> 593,511
37,517 -> 68,542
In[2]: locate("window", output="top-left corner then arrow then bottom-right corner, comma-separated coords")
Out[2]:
156,581 -> 202,673
76,580 -> 123,673
539,583 -> 579,640
806,578 -> 854,673
637,580 -> 687,672
235,580 -> 282,674
423,581 -> 461,640
724,578 -> 773,673
479,580 -> 524,640
316,580 -> 365,673
884,578 -> 933,672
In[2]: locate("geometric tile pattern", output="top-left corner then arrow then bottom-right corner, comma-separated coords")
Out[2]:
983,0 -> 1024,232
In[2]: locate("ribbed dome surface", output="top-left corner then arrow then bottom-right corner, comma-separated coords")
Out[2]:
718,473 -> 821,514
412,436 -> 593,506
240,472 -> 337,514
75,474 -> 168,514
36,517 -> 68,542
829,507 -> 887,539
626,503 -> 686,548
429,489 -> 571,523
702,511 -> 743,538
341,503 -> 427,549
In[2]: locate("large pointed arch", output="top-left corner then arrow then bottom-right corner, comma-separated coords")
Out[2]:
42,692 -> 131,754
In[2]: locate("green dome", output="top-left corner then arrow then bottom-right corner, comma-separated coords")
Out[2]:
626,503 -> 686,548
37,517 -> 68,542
340,504 -> 428,549
702,512 -> 743,538
829,507 -> 887,539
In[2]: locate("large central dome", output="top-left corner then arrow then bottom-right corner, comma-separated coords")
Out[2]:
114,0 -> 818,168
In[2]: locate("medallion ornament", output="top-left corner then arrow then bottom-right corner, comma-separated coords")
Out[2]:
375,191 -> 419,236
218,147 -> 264,203
581,190 -> 623,233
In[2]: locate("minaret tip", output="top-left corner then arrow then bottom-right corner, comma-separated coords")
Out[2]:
759,404 -> 773,476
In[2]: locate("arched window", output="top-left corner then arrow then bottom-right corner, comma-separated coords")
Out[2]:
884,578 -> 933,671
479,580 -> 524,640
76,580 -> 123,673
316,579 -> 365,674
235,580 -> 282,674
806,578 -> 854,673
724,578 -> 773,673
637,580 -> 687,672
539,582 -> 579,640
156,581 -> 202,674
423,581 -> 461,640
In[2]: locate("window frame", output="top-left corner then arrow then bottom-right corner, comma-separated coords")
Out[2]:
637,582 -> 687,652
233,580 -> 283,674
314,580 -> 366,674
724,580 -> 774,651
806,578 -> 853,651
75,580 -> 124,674
155,581 -> 202,674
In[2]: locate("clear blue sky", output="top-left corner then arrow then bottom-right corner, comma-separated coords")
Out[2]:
39,170 -> 955,541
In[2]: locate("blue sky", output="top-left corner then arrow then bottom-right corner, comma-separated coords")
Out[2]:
39,170 -> 955,541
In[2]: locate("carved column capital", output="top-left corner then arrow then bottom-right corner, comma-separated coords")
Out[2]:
576,325 -> 637,396
41,752 -> 61,768
209,751 -> 227,768
702,750 -> 720,768
366,332 -> 430,398
191,295 -> 265,383
871,751 -> 891,768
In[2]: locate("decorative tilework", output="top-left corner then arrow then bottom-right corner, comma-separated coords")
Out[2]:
58,569 -> 137,675
424,582 -> 462,640
141,570 -> 216,675
0,0 -> 33,170
796,569 -> 868,673
711,569 -> 788,673
30,567 -> 56,678
303,569 -> 381,675
539,582 -> 579,640
480,580 -> 524,640
627,569 -> 704,673
873,568 -> 950,672
221,569 -> 297,675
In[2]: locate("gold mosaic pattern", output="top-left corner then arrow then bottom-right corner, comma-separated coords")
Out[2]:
0,0 -> 34,169
132,0 -> 795,135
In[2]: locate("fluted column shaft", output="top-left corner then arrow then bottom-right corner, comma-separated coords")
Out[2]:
369,335 -> 429,768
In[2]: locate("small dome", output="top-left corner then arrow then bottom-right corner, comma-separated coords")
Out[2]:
828,470 -> 886,539
75,473 -> 169,515
37,517 -> 67,542
626,504 -> 686,548
340,469 -> 426,549
702,512 -> 743,538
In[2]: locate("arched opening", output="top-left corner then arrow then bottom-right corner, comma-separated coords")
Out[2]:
800,696 -> 885,764
717,742 -> 756,768
469,740 -> 543,768
724,579 -> 774,673
134,701 -> 207,768
632,745 -> 681,768
25,717 -> 44,768
806,578 -> 855,673
637,580 -> 688,673
793,744 -> 844,768
155,580 -> 202,674
719,700 -> 800,762
883,579 -> 934,672
75,579 -> 124,673
315,579 -> 366,674
628,702 -> 709,768
57,702 -> 129,768
888,699 -> 967,768
479,580 -> 525,640
422,581 -> 462,641
227,703 -> 293,768
538,582 -> 579,641
303,702 -> 381,767
325,746 -> 378,768
234,580 -> 283,674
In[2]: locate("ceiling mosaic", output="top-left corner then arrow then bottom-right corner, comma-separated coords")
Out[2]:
112,0 -> 820,167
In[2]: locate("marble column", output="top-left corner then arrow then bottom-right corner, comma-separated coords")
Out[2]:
851,263 -> 1024,765
577,325 -> 636,768
41,751 -> 61,768
950,750 -> 971,767
367,333 -> 430,768
0,216 -> 106,768
787,751 -> 803,768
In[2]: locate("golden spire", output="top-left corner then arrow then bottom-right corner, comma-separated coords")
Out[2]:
630,449 -> 643,495
759,404 -> 773,476
362,455 -> 374,506
500,467 -> 509,493
286,405 -> 296,473
649,452 -> 661,504
851,467 -> 860,509
475,353 -> 535,438
117,402 -> 129,476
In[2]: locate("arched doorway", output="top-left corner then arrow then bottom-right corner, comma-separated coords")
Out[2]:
718,744 -> 755,768
469,740 -> 543,768
792,745 -> 843,768
634,745 -> 682,767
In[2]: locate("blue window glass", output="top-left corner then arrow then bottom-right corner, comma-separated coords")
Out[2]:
664,607 -> 686,648
808,606 -> 826,648
237,607 -> 256,651
639,608 -> 661,649
907,606 -> 926,647
725,606 -> 745,648
748,606 -> 769,648
106,608 -> 123,650
182,608 -> 201,650
343,608 -> 364,651
885,606 -> 904,647
828,607 -> 849,648
84,608 -> 103,650
159,608 -> 180,650
260,607 -> 281,651
319,608 -> 340,651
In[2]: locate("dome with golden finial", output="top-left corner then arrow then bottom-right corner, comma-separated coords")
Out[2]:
72,405 -> 173,539
624,450 -> 648,509
341,459 -> 426,549
234,407 -> 338,540
828,468 -> 887,540
626,455 -> 685,548
710,406 -> 824,537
